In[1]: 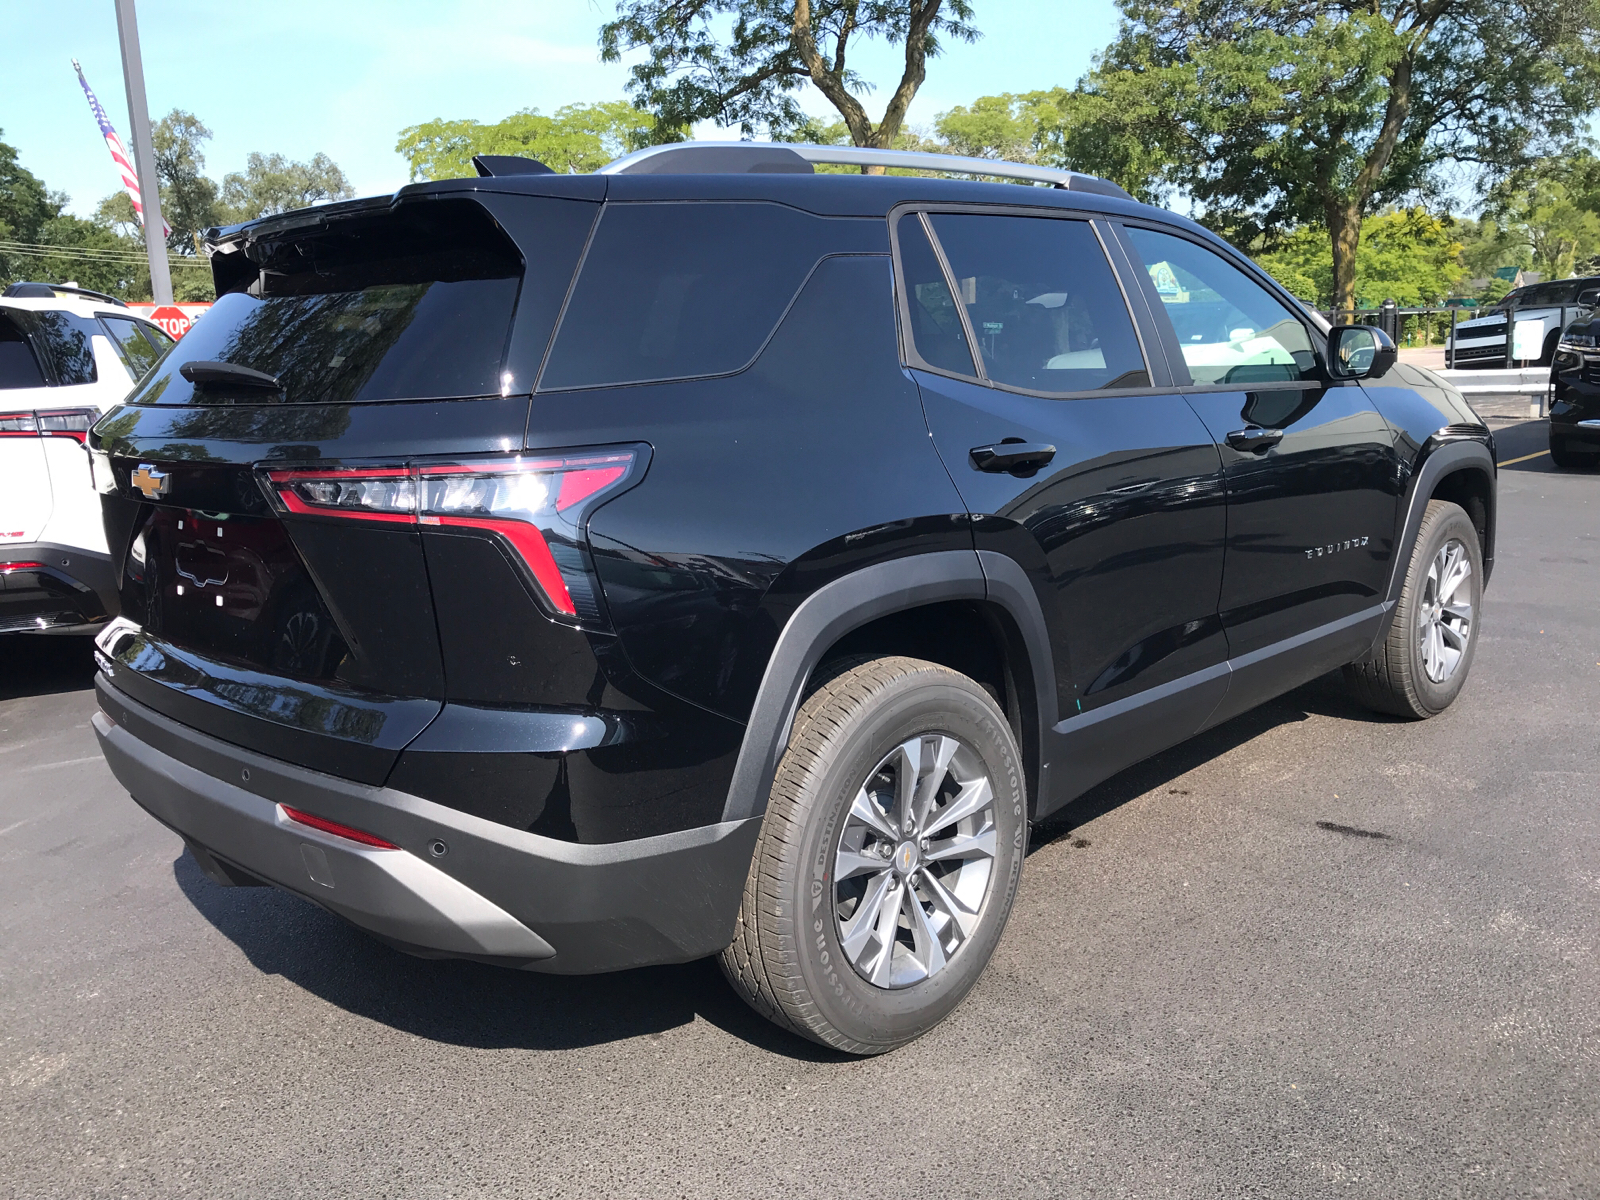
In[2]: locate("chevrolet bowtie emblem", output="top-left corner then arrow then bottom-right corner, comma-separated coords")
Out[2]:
131,463 -> 170,500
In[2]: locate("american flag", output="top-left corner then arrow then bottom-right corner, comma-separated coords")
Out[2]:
71,58 -> 169,240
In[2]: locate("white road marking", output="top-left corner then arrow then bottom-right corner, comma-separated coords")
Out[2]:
18,755 -> 104,772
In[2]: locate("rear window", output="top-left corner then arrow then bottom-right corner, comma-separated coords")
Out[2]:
127,199 -> 522,406
538,202 -> 836,390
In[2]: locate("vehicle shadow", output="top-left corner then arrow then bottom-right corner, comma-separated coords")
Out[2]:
1030,670 -> 1399,851
0,634 -> 98,701
172,850 -> 848,1061
172,669 -> 1390,1061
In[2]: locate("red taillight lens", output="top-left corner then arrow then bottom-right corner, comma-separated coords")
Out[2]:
0,411 -> 39,437
0,562 -> 46,573
0,408 -> 100,442
261,446 -> 645,626
280,804 -> 399,849
37,408 -> 99,443
268,465 -> 416,525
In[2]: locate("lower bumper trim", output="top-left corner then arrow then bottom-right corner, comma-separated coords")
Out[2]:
93,675 -> 762,973
95,709 -> 556,962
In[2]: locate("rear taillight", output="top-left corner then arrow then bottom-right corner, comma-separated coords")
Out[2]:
0,408 -> 98,442
37,408 -> 98,443
0,411 -> 38,437
0,562 -> 46,573
260,446 -> 646,626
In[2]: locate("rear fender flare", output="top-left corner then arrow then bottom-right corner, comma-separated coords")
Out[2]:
719,549 -> 1058,823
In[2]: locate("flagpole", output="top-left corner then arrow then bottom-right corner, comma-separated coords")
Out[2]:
113,0 -> 171,303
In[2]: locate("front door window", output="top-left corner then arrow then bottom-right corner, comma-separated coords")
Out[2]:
1124,227 -> 1319,386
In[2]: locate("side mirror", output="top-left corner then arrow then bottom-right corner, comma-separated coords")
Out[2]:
1328,324 -> 1397,380
1578,288 -> 1600,308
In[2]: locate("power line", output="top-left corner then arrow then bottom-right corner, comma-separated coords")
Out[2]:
0,240 -> 204,269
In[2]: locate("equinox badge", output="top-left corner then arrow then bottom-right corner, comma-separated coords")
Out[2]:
131,464 -> 169,500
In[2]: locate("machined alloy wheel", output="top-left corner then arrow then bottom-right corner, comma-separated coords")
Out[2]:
833,733 -> 998,989
1344,499 -> 1483,719
720,656 -> 1026,1055
1417,538 -> 1473,684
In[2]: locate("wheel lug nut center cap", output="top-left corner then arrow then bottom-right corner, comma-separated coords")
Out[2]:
895,841 -> 919,874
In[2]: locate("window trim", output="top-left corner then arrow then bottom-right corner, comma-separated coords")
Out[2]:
888,201 -> 1163,401
1110,217 -> 1335,392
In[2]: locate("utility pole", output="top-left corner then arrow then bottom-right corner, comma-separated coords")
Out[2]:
114,0 -> 172,303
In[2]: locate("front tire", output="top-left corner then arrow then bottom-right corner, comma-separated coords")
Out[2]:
1549,431 -> 1592,470
1343,500 -> 1482,719
720,656 -> 1026,1055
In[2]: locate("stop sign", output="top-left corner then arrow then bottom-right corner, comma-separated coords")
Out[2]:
147,305 -> 195,339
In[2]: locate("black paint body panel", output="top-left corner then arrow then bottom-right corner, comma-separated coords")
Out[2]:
91,171 -> 1495,875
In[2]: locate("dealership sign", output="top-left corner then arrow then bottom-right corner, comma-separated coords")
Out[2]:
129,302 -> 210,339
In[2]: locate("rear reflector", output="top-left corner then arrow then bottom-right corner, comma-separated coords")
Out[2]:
261,446 -> 646,626
280,804 -> 399,849
0,562 -> 46,573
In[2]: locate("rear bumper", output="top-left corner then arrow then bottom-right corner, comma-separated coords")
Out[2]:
94,675 -> 761,973
0,543 -> 117,634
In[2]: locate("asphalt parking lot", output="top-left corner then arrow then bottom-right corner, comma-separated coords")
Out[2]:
2,419 -> 1596,1199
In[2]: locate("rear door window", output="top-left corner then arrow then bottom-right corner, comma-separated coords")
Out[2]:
137,320 -> 175,355
1124,226 -> 1319,386
539,202 -> 840,390
895,214 -> 977,376
923,212 -> 1149,393
28,311 -> 99,384
101,315 -> 164,380
0,314 -> 46,389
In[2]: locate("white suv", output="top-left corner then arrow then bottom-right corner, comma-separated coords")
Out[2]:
1446,277 -> 1600,367
1,283 -> 174,634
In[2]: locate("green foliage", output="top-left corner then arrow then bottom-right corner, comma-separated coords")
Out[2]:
1480,154 -> 1600,282
1256,208 -> 1465,309
0,130 -> 53,246
151,110 -> 220,252
1456,215 -> 1527,282
396,102 -> 660,181
1022,0 -> 1600,310
220,152 -> 353,222
598,1 -> 977,153
1478,275 -> 1513,304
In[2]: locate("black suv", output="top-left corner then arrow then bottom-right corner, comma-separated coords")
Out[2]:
1548,317 -> 1600,467
89,143 -> 1496,1054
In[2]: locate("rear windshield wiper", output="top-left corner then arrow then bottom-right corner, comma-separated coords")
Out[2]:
179,360 -> 282,390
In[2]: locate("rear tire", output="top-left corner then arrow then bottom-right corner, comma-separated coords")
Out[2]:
1343,500 -> 1482,719
720,656 -> 1026,1055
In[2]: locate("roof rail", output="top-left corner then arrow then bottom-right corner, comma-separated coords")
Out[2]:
597,141 -> 1134,200
2,281 -> 128,307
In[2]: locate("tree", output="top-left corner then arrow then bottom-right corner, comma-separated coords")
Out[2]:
220,152 -> 354,221
0,131 -> 52,246
152,110 -> 221,252
598,1 -> 978,169
1481,153 -> 1600,281
1256,207 -> 1465,308
1041,0 -> 1600,311
396,102 -> 658,181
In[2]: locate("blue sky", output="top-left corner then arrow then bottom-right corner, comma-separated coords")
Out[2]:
1,0 -> 1122,219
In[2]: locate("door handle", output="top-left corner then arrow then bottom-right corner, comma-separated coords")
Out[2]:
1225,426 -> 1284,452
970,442 -> 1057,473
